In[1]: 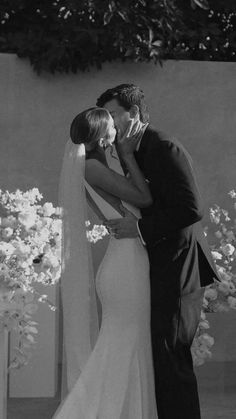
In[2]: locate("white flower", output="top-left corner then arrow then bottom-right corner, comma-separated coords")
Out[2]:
221,243 -> 235,257
18,210 -> 37,229
24,293 -> 35,303
54,207 -> 63,217
216,266 -> 232,282
1,227 -> 14,239
43,243 -> 51,254
229,190 -> 236,199
35,220 -> 44,231
18,261 -> 30,269
1,216 -> 17,228
42,254 -> 60,269
37,272 -> 46,282
86,224 -> 109,243
42,202 -> 55,217
0,263 -> 9,275
217,302 -> 230,312
200,310 -> 206,320
204,287 -> 218,301
218,281 -> 231,295
211,251 -> 222,260
23,303 -> 38,315
192,356 -> 205,367
42,217 -> 52,228
226,230 -> 235,242
198,319 -> 210,329
0,242 -> 15,257
27,188 -> 43,202
209,209 -> 220,224
38,227 -> 50,242
227,296 -> 236,309
24,325 -> 38,334
198,333 -> 214,347
215,230 -> 222,239
13,242 -> 31,258
51,219 -> 62,235
51,266 -> 61,281
15,198 -> 29,208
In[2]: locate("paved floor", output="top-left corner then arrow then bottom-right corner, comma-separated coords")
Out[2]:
7,361 -> 236,419
196,361 -> 236,419
7,395 -> 236,419
7,392 -> 236,419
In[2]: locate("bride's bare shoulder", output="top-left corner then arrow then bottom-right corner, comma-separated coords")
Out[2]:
85,158 -> 109,185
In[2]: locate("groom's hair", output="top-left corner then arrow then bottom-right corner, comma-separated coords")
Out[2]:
96,84 -> 149,123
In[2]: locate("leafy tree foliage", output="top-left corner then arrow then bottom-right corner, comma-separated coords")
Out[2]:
176,0 -> 236,61
0,0 -> 235,74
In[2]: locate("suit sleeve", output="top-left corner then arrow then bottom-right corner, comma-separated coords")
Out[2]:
138,140 -> 204,247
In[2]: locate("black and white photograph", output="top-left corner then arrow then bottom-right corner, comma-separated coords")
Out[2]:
0,1 -> 236,418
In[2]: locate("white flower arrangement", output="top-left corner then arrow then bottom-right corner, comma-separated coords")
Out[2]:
0,188 -> 62,368
86,221 -> 109,243
3,186 -> 235,369
191,190 -> 236,366
0,188 -> 109,369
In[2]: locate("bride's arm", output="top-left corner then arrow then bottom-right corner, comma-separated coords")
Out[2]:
85,157 -> 152,208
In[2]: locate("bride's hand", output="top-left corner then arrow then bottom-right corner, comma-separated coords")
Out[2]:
104,206 -> 139,239
116,120 -> 142,158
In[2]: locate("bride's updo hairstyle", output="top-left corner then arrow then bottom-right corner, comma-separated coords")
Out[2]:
70,107 -> 111,150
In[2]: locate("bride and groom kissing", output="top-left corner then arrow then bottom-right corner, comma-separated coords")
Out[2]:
54,84 -> 218,419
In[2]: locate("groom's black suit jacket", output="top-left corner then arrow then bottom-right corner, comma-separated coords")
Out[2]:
135,126 -> 218,314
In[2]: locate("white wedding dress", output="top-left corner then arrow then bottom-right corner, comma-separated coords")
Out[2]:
53,179 -> 158,419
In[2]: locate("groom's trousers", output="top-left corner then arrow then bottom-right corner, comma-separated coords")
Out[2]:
150,270 -> 204,419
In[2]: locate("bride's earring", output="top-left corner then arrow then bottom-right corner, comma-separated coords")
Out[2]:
99,138 -> 106,149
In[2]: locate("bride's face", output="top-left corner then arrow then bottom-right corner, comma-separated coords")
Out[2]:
103,115 -> 116,146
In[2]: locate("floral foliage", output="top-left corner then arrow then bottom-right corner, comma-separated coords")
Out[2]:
0,0 -> 235,74
86,221 -> 109,244
0,187 -> 108,369
0,188 -> 62,368
1,186 -> 236,369
191,190 -> 236,366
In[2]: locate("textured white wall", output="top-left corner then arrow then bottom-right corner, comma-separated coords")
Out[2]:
1,54 -> 236,395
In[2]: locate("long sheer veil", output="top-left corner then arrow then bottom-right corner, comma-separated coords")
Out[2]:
58,140 -> 99,398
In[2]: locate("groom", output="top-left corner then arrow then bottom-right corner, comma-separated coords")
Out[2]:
97,84 -> 218,419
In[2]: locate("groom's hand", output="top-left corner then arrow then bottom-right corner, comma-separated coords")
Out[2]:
116,120 -> 142,158
104,207 -> 139,239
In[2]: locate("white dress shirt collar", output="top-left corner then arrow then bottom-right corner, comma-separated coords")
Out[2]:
136,123 -> 149,151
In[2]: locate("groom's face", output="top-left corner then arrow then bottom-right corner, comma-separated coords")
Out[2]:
103,99 -> 133,137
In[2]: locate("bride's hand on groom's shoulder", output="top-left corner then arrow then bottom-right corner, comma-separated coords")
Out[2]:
104,206 -> 139,239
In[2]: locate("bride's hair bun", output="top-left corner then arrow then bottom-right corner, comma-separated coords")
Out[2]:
70,107 -> 111,148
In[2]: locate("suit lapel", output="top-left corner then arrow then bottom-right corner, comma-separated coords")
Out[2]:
134,125 -> 154,170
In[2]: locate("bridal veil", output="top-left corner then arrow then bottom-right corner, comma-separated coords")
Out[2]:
58,140 -> 99,398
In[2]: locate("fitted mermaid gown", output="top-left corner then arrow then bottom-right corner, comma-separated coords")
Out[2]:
52,180 -> 158,419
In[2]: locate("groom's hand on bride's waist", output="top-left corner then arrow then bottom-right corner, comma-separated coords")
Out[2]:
104,207 -> 139,239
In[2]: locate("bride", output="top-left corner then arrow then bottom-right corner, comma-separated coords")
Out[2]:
53,107 -> 158,419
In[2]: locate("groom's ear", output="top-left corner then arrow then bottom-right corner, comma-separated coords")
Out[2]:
129,105 -> 139,120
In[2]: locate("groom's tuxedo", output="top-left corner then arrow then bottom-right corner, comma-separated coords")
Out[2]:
135,125 -> 218,419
